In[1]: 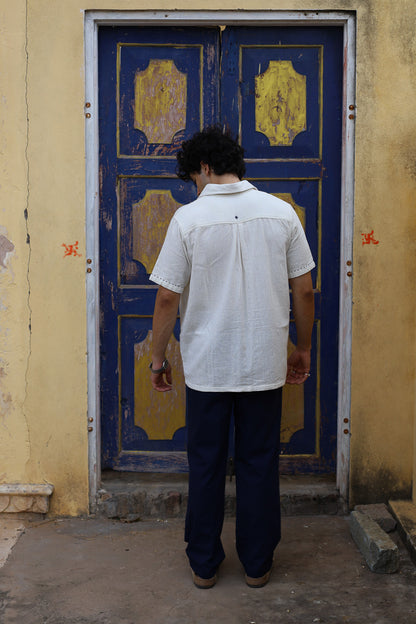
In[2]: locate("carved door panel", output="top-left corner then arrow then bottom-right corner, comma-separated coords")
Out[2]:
221,27 -> 343,471
99,26 -> 343,472
99,27 -> 219,470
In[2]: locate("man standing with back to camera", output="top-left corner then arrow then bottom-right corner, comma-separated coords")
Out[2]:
148,126 -> 315,589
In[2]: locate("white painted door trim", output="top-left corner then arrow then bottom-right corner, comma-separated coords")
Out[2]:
84,10 -> 355,511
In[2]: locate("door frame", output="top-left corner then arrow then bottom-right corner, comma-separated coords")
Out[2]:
85,10 -> 356,512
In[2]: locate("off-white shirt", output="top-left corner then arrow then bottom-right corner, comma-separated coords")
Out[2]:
150,181 -> 315,392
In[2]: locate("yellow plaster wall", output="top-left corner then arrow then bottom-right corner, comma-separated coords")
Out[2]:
348,2 -> 416,504
0,0 -> 89,515
0,1 -> 31,483
24,2 -> 89,514
0,0 -> 415,514
413,357 -> 416,501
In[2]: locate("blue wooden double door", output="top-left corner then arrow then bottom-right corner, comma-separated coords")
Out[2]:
99,25 -> 343,474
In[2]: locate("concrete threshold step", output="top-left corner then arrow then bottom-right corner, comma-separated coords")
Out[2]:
97,472 -> 347,520
388,499 -> 416,565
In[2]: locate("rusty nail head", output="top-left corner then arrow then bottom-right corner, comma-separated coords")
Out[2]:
89,417 -> 94,422
346,260 -> 352,266
347,271 -> 352,277
87,267 -> 92,273
87,258 -> 92,264
344,418 -> 349,423
349,114 -> 354,120
343,429 -> 349,435
85,102 -> 91,108
88,426 -> 93,432
349,104 -> 355,110
86,113 -> 91,118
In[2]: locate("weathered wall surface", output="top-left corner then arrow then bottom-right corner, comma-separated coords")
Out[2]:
348,2 -> 416,504
0,0 -> 415,514
0,0 -> 90,515
0,2 -> 32,485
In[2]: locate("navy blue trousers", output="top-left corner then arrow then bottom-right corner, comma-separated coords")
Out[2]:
185,386 -> 282,579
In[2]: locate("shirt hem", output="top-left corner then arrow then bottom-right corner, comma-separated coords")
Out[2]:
288,260 -> 316,279
185,380 -> 286,393
149,273 -> 184,294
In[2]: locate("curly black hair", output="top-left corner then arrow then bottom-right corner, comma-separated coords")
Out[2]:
176,126 -> 246,181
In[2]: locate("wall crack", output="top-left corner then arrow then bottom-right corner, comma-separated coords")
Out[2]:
23,0 -> 32,463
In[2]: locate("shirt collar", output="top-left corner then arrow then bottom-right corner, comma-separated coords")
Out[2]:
198,180 -> 255,197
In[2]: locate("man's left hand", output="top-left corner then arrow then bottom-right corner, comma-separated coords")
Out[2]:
286,348 -> 311,385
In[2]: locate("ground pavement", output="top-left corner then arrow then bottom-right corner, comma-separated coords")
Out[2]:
0,515 -> 416,624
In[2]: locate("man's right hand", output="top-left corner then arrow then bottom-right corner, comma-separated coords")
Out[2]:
150,362 -> 173,392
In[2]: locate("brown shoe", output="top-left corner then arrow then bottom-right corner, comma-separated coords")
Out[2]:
192,571 -> 217,589
245,569 -> 272,588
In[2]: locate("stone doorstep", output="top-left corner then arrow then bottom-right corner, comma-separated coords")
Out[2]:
97,473 -> 347,520
354,503 -> 397,533
349,510 -> 399,574
0,484 -> 54,514
388,499 -> 416,566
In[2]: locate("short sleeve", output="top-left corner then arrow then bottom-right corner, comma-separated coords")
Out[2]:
286,212 -> 316,279
149,217 -> 191,293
